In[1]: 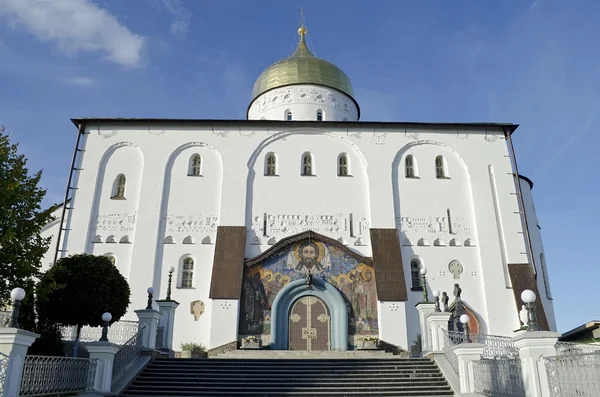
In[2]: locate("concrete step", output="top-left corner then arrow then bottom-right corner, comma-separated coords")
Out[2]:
122,356 -> 454,397
215,350 -> 397,359
125,385 -> 453,393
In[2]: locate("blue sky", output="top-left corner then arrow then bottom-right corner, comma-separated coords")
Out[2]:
0,0 -> 598,334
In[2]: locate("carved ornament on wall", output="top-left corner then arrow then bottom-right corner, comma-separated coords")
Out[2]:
91,212 -> 138,233
163,214 -> 219,233
251,213 -> 369,237
190,300 -> 205,321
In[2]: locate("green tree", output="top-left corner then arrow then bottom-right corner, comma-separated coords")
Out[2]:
36,254 -> 131,356
0,124 -> 55,305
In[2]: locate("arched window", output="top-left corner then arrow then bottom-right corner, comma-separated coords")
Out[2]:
410,258 -> 422,289
180,257 -> 194,288
317,110 -> 323,121
435,156 -> 447,178
405,155 -> 416,178
265,152 -> 277,176
286,111 -> 293,121
188,154 -> 202,176
301,152 -> 313,176
338,154 -> 349,176
111,174 -> 126,199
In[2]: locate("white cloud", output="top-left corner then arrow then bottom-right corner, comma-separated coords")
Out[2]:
158,0 -> 192,40
66,76 -> 95,86
0,0 -> 145,67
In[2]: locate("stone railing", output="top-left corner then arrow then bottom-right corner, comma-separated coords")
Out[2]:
555,341 -> 600,356
19,355 -> 97,396
473,358 -> 526,397
207,340 -> 238,357
61,320 -> 139,345
112,325 -> 145,379
544,351 -> 600,397
0,352 -> 9,395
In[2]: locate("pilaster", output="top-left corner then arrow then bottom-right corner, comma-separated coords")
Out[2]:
0,328 -> 39,397
135,309 -> 162,350
453,342 -> 485,394
426,311 -> 452,352
512,331 -> 560,397
415,302 -> 436,354
86,342 -> 121,393
156,300 -> 179,356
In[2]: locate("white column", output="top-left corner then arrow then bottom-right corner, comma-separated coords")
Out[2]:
86,342 -> 120,393
415,302 -> 436,354
512,331 -> 560,397
134,309 -> 161,350
453,342 -> 485,394
156,300 -> 179,355
0,328 -> 39,397
426,311 -> 452,352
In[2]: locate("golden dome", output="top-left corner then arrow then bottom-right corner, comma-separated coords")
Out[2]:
250,26 -> 355,101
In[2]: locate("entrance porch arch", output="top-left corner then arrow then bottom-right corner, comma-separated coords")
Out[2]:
271,278 -> 348,351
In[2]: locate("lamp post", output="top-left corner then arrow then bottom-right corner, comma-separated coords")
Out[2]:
420,267 -> 429,302
166,266 -> 175,301
146,287 -> 155,310
460,314 -> 470,342
521,289 -> 541,332
8,287 -> 26,328
99,312 -> 112,342
433,290 -> 441,312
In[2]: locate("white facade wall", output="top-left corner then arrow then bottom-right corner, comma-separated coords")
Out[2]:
247,84 -> 359,122
46,120 -> 544,350
519,177 -> 557,331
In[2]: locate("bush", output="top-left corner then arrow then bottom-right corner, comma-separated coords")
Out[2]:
181,342 -> 206,353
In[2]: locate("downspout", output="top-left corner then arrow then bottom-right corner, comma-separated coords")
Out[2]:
505,128 -> 537,276
52,121 -> 88,265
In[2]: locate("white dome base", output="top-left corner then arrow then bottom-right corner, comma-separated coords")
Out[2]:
247,84 -> 359,122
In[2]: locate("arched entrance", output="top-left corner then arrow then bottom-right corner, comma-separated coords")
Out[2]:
289,296 -> 331,351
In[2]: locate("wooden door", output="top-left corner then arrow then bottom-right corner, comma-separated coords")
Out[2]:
288,296 -> 331,351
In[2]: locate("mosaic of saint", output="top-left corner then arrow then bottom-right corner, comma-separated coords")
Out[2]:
240,239 -> 378,343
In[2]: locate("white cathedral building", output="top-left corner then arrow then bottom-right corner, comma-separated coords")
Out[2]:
40,23 -> 556,352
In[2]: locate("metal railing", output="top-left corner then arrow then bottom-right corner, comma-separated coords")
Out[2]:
476,333 -> 520,360
112,325 -> 145,379
555,341 -> 600,356
473,358 -> 526,397
544,352 -> 600,397
442,329 -> 460,374
19,355 -> 97,396
60,320 -> 139,344
0,352 -> 9,395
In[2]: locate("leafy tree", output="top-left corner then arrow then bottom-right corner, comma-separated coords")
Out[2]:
36,254 -> 131,355
0,124 -> 55,305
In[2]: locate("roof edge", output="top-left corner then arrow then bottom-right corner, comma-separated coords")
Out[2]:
71,117 -> 518,133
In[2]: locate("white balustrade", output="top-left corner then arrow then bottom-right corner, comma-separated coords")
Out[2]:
60,320 -> 139,345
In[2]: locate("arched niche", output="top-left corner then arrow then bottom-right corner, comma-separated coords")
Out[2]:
270,278 -> 348,350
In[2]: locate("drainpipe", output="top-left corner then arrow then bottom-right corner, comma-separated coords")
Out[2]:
505,128 -> 537,277
52,121 -> 87,265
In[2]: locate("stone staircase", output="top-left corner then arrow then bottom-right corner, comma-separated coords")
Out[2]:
121,351 -> 454,396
